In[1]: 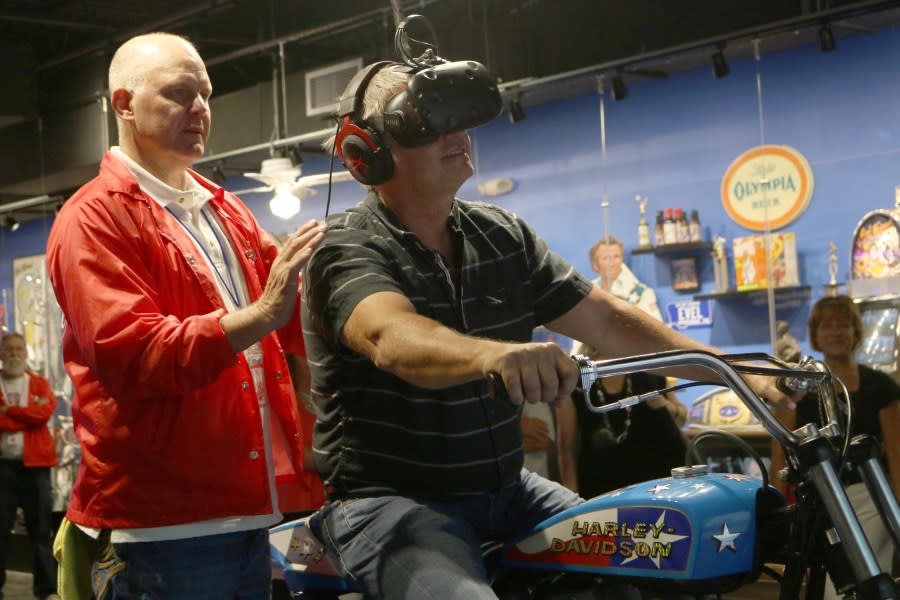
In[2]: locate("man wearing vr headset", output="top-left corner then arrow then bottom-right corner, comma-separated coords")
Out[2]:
301,59 -> 788,599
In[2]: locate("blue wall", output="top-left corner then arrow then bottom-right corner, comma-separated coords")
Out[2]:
3,25 -> 900,404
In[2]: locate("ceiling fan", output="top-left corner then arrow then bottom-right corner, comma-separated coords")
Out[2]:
232,157 -> 356,219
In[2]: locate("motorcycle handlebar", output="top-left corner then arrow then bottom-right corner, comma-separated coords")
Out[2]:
489,349 -> 832,452
489,349 -> 899,595
573,349 -> 824,449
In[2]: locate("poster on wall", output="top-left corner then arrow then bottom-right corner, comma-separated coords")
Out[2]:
720,145 -> 813,231
12,254 -> 68,400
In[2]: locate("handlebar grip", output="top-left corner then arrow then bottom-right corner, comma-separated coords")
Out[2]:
775,374 -> 813,396
487,372 -> 509,403
774,376 -> 795,397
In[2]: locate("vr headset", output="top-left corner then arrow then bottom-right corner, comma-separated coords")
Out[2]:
334,18 -> 503,185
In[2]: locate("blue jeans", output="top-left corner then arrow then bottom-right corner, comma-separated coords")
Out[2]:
92,528 -> 271,600
319,469 -> 587,599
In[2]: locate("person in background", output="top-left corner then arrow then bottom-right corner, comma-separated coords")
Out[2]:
770,295 -> 900,596
45,32 -> 325,599
571,234 -> 688,428
301,61 -> 787,599
0,332 -> 59,600
521,326 -> 565,481
580,235 -> 662,319
556,341 -> 688,499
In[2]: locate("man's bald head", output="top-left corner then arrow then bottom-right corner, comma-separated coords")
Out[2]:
108,33 -> 200,95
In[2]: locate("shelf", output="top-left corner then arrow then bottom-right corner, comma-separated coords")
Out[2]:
632,242 -> 712,256
694,285 -> 811,302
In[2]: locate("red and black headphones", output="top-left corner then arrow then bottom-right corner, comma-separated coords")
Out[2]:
333,15 -> 503,186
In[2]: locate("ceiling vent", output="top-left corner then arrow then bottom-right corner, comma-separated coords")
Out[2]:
305,58 -> 363,117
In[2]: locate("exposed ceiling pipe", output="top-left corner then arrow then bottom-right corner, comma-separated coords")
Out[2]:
497,0 -> 898,99
0,195 -> 57,216
0,13 -> 112,32
37,0 -> 238,71
204,7 -> 392,67
193,127 -> 336,166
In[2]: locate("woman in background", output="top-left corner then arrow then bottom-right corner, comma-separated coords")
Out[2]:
556,343 -> 687,499
771,295 -> 900,595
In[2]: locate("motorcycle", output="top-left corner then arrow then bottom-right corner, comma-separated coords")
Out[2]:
269,349 -> 900,599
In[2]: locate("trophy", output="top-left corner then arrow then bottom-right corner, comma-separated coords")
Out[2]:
712,235 -> 729,292
824,241 -> 840,296
635,195 -> 650,248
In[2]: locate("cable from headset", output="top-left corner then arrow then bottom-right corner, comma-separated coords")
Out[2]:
394,14 -> 443,68
323,116 -> 342,218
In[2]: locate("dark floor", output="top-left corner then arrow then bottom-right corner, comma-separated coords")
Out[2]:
1,570 -> 783,600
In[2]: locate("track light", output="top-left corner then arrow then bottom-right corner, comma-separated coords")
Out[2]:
611,74 -> 628,101
211,164 -> 226,184
711,49 -> 730,79
287,145 -> 303,166
5,216 -> 20,231
507,99 -> 526,123
819,24 -> 836,52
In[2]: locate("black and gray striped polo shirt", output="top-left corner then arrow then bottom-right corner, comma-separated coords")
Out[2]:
301,192 -> 592,499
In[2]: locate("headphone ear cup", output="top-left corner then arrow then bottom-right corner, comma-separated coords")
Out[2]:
339,126 -> 394,185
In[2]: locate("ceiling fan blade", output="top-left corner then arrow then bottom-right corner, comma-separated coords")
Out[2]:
294,170 -> 356,188
228,185 -> 273,195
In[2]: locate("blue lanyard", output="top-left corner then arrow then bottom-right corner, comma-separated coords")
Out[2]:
167,205 -> 243,308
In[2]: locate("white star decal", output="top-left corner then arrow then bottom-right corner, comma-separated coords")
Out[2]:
712,522 -> 741,553
648,483 -> 671,495
692,483 -> 707,490
619,510 -> 688,568
722,473 -> 755,482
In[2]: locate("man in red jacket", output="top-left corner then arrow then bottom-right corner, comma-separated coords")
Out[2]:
0,332 -> 59,600
46,32 -> 325,599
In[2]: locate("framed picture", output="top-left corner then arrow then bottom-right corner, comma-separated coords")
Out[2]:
671,256 -> 700,291
12,253 -> 68,400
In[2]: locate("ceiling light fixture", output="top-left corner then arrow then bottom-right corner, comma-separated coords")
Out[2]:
5,216 -> 20,232
269,182 -> 302,220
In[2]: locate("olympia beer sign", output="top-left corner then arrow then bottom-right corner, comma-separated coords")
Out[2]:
720,145 -> 813,231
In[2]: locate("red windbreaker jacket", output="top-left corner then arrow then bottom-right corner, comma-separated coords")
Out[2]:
0,371 -> 57,467
46,153 -> 306,529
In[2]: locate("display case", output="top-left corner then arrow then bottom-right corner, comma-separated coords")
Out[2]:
847,207 -> 900,380
854,299 -> 900,377
847,207 -> 900,298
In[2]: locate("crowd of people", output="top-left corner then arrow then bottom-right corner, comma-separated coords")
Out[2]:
0,28 -> 894,600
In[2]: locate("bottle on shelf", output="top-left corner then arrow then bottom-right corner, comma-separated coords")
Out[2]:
635,195 -> 651,248
637,214 -> 650,248
654,210 -> 665,247
675,207 -> 690,243
662,208 -> 677,245
689,210 -> 702,242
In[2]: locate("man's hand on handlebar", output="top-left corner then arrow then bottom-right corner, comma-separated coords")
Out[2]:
484,342 -> 578,406
742,370 -> 800,410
